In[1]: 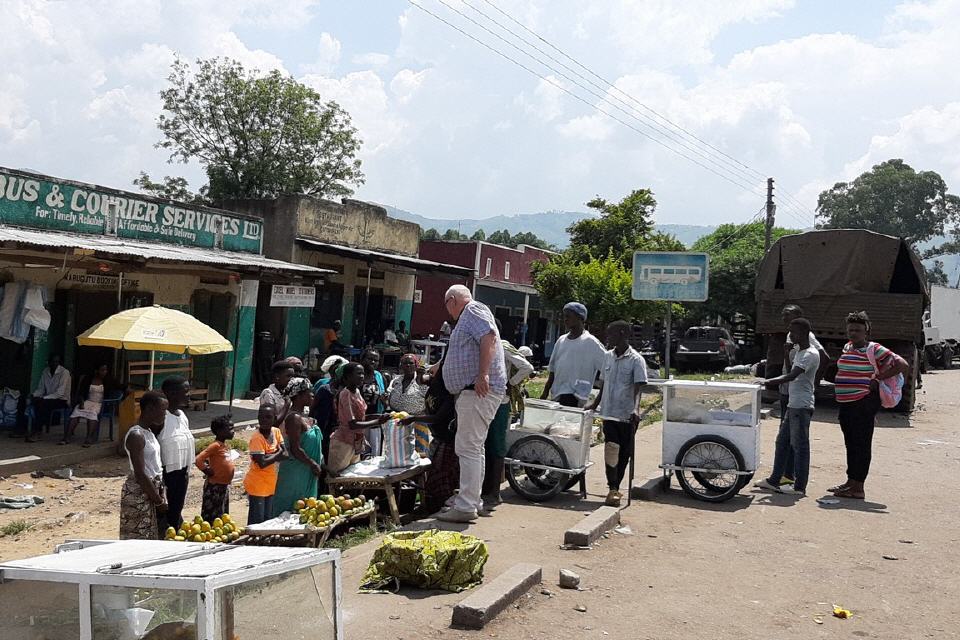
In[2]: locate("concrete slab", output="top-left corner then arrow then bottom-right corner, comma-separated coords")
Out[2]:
563,505 -> 620,547
632,474 -> 667,501
451,563 -> 542,629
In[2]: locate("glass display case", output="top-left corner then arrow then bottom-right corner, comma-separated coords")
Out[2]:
0,540 -> 342,640
509,398 -> 594,468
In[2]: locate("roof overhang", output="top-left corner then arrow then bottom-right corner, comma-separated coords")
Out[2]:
0,226 -> 332,280
296,237 -> 473,277
475,279 -> 539,295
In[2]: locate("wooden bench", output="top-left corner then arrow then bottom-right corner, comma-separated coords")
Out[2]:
127,358 -> 209,411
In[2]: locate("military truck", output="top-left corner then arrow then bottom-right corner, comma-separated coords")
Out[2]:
756,229 -> 927,412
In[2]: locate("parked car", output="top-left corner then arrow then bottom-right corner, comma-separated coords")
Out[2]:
675,326 -> 737,372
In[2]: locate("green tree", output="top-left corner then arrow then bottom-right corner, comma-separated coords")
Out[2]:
533,189 -> 684,330
442,228 -> 468,241
420,228 -> 441,241
142,56 -> 364,203
470,229 -> 486,241
132,172 -> 206,204
690,222 -> 799,324
816,159 -> 960,247
926,260 -> 949,286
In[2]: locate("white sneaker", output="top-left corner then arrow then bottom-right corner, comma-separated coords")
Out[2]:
437,508 -> 478,523
779,487 -> 805,496
754,478 -> 783,493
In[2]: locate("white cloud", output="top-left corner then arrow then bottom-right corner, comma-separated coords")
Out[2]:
558,113 -> 613,141
303,32 -> 342,74
390,69 -> 429,104
516,75 -> 567,122
207,32 -> 287,74
352,52 -> 391,66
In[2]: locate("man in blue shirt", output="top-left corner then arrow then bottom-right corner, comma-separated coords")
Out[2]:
438,285 -> 506,523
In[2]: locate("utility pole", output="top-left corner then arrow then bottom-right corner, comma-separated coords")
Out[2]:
764,177 -> 776,253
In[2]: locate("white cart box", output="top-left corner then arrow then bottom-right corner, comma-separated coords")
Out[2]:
0,539 -> 342,640
660,379 -> 762,471
507,399 -> 593,469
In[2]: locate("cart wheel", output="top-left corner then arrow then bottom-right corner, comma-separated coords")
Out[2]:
506,434 -> 570,502
674,435 -> 747,503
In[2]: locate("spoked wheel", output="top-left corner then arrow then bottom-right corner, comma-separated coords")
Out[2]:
674,435 -> 748,503
506,434 -> 570,502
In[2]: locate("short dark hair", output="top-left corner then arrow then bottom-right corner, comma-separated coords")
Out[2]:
782,304 -> 804,316
789,317 -> 812,333
607,320 -> 631,333
343,362 -> 364,378
361,348 -> 380,361
161,375 -> 188,394
211,415 -> 233,434
846,310 -> 871,327
140,390 -> 166,412
272,360 -> 294,375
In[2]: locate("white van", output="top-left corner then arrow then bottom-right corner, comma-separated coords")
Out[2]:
639,265 -> 702,285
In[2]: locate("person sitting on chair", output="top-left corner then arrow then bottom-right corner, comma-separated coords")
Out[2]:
28,354 -> 71,443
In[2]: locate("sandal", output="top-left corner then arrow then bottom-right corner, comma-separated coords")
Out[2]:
828,482 -> 850,493
832,487 -> 865,499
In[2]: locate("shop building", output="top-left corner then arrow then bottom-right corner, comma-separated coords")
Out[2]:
0,167 -> 327,402
412,240 -> 558,361
225,196 -> 471,364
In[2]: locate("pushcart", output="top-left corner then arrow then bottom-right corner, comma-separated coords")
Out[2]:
658,379 -> 762,502
0,539 -> 342,639
504,399 -> 595,502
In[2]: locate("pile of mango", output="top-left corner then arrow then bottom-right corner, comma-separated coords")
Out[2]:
295,494 -> 370,527
165,514 -> 243,543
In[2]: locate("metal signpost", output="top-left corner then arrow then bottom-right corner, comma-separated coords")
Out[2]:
632,252 -> 710,375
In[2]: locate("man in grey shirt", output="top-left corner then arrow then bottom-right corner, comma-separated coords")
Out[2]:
756,317 -> 820,496
541,302 -> 605,407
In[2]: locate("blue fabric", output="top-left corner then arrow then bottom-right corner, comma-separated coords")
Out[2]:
768,408 -> 812,493
563,301 -> 588,320
247,495 -> 274,526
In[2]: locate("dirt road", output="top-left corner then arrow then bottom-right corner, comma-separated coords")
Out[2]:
3,372 -> 959,639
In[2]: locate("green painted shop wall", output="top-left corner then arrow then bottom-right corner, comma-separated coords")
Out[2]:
395,298 -> 413,333
340,295 -> 355,345
285,307 -> 311,358
227,304 -> 256,400
29,329 -> 51,393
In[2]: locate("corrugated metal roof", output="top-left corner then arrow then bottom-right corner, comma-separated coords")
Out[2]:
297,237 -> 474,275
0,226 -> 332,276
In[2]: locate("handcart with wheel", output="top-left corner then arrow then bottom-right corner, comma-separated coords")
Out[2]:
504,398 -> 596,502
658,379 -> 762,502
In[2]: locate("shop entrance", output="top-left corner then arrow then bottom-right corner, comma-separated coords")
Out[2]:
192,291 -> 233,400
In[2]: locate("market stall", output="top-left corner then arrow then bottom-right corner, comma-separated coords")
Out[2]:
239,498 -> 377,548
503,399 -> 595,502
658,379 -> 762,502
0,539 -> 342,640
327,456 -> 431,525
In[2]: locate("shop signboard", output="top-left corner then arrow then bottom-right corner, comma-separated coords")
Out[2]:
64,272 -> 141,289
270,285 -> 317,308
632,251 -> 709,302
0,167 -> 263,253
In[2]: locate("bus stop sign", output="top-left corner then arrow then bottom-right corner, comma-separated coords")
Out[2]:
632,251 -> 709,302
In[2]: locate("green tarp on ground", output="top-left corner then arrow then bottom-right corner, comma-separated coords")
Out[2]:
359,529 -> 488,593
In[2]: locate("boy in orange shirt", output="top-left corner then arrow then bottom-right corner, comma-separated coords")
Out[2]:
195,416 -> 235,523
244,405 -> 286,525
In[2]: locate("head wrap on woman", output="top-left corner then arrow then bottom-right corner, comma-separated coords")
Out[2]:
283,376 -> 312,398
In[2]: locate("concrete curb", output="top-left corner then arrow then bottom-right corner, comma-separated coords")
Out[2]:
0,442 -> 116,476
452,563 -> 542,629
563,506 -> 621,547
632,474 -> 667,501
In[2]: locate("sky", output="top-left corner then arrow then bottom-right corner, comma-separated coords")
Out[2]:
2,0 -> 960,230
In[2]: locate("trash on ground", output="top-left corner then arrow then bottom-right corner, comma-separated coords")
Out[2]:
832,605 -> 853,619
612,525 -> 633,535
882,555 -> 899,561
51,468 -> 74,480
574,605 -> 587,612
816,498 -> 840,506
0,495 -> 45,510
13,482 -> 33,489
898,539 -> 915,544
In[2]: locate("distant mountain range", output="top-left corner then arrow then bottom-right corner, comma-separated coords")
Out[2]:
379,204 -> 717,249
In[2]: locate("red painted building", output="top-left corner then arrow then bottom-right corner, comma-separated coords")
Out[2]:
411,241 -> 559,362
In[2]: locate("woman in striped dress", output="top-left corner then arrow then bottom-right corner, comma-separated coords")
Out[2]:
831,311 -> 909,499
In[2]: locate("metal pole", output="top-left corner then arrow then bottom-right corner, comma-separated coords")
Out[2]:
522,293 -> 530,346
148,350 -> 155,390
228,279 -> 242,414
764,177 -> 775,253
664,304 -> 672,378
115,272 -> 123,379
362,265 -> 372,346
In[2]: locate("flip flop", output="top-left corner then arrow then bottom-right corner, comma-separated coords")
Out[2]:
832,487 -> 865,499
828,483 -> 850,493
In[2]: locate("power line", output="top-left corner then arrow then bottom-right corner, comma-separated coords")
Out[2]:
472,0 -> 819,225
697,206 -> 767,254
412,0 -> 773,201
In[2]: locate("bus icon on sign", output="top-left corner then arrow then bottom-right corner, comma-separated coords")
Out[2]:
638,265 -> 703,286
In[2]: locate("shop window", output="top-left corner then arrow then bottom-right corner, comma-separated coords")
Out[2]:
485,258 -> 492,278
504,261 -> 511,280
357,268 -> 385,280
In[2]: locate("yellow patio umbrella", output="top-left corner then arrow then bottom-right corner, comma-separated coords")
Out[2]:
77,305 -> 233,388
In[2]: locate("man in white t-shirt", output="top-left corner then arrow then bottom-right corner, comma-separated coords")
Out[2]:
756,317 -> 820,497
777,304 -> 830,485
159,376 -> 196,532
541,302 -> 606,407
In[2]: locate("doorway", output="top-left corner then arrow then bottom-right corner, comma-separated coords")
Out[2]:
192,290 -> 233,400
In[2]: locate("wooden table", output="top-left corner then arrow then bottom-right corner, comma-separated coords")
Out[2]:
328,457 -> 431,525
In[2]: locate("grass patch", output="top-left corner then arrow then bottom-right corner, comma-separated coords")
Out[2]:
325,525 -> 387,552
194,437 -> 248,455
1,520 -> 33,537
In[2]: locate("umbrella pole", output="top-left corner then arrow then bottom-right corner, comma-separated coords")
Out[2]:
148,350 -> 155,390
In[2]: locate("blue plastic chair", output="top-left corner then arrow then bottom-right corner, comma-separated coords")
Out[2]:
25,402 -> 68,437
97,392 -> 124,442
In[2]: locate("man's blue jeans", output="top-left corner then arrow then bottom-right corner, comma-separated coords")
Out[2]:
247,495 -> 274,526
767,408 -> 813,493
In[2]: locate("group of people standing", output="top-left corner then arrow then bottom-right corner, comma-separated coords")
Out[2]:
756,306 -> 910,500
